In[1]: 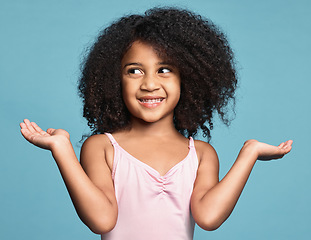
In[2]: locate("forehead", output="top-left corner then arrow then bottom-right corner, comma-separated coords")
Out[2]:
121,41 -> 163,65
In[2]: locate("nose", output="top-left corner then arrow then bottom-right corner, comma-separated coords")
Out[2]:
140,74 -> 160,91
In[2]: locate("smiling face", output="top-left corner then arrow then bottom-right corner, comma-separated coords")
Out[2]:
121,41 -> 181,124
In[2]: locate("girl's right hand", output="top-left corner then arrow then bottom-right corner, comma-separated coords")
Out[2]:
20,119 -> 70,151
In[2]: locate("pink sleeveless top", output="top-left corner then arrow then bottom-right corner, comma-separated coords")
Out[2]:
101,133 -> 199,240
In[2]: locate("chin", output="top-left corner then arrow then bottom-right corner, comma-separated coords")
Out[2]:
141,117 -> 161,123
134,114 -> 164,124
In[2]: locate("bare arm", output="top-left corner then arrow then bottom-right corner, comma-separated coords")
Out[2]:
191,139 -> 293,231
20,119 -> 117,234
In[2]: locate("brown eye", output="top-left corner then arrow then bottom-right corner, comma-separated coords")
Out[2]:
128,68 -> 142,74
158,68 -> 171,74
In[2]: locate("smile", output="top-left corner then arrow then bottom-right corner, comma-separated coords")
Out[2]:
139,98 -> 164,103
138,97 -> 165,108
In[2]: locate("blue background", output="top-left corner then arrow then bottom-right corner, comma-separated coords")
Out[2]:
1,0 -> 310,239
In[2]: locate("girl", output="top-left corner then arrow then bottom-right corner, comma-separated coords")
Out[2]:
20,7 -> 292,240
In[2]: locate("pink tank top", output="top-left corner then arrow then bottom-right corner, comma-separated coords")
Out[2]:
101,133 -> 199,240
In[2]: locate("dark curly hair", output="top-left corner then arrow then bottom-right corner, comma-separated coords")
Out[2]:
78,7 -> 238,141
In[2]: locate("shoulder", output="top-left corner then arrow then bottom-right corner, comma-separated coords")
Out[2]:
81,134 -> 111,150
80,134 -> 114,171
193,139 -> 219,166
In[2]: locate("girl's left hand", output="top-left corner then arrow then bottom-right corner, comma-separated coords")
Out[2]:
244,139 -> 293,161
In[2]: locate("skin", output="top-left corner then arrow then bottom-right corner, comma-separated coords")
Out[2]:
20,41 -> 293,234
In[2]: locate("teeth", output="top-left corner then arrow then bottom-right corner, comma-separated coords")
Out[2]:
140,98 -> 163,103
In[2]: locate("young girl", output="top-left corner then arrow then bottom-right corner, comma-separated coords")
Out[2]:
20,7 -> 292,240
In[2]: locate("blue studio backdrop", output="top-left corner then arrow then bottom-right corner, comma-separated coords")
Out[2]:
1,0 -> 310,239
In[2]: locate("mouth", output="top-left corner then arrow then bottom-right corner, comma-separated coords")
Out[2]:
138,97 -> 165,108
139,98 -> 164,103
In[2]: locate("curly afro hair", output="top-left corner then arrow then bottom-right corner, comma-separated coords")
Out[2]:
78,7 -> 238,141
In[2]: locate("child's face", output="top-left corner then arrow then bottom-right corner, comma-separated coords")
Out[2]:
121,41 -> 180,124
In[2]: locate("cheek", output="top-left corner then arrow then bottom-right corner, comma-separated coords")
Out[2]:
175,90 -> 181,105
121,80 -> 137,111
169,80 -> 181,102
122,80 -> 136,95
122,84 -> 130,104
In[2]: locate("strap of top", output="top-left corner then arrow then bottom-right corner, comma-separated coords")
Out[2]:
104,133 -> 118,146
189,137 -> 195,149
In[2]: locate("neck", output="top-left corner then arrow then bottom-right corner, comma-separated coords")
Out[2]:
128,116 -> 179,138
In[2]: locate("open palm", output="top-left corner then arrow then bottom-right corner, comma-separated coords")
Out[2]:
244,139 -> 293,161
20,119 -> 70,150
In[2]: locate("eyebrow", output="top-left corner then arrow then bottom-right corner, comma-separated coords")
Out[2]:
123,62 -> 173,69
123,63 -> 143,68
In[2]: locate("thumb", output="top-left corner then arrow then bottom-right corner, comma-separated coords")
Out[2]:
46,128 -> 56,134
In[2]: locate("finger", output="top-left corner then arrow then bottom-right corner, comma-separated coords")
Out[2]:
283,140 -> 293,148
278,142 -> 285,149
20,127 -> 33,141
31,122 -> 46,135
20,122 -> 27,129
285,140 -> 293,146
280,140 -> 293,155
20,122 -> 29,137
24,119 -> 36,133
47,128 -> 55,134
284,140 -> 293,151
